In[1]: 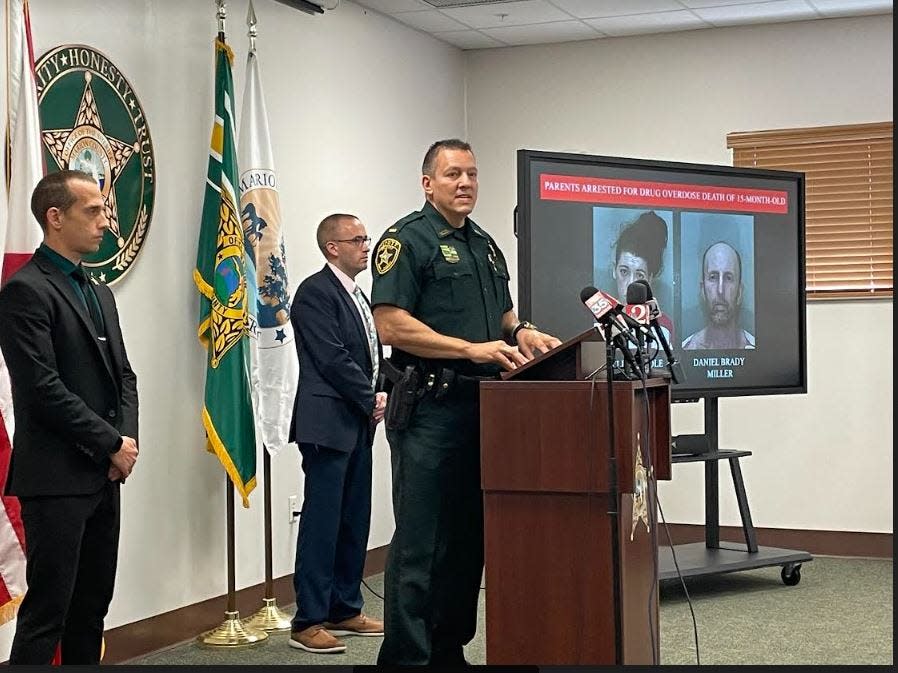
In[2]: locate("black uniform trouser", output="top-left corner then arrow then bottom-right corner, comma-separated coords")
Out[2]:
10,481 -> 120,665
377,392 -> 483,666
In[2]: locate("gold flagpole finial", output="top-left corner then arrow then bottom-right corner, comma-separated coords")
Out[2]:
247,1 -> 258,53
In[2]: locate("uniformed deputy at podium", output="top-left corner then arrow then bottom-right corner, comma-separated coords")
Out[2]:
371,139 -> 560,666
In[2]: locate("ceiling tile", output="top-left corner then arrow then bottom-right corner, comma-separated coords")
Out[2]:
548,0 -> 684,19
440,0 -> 571,28
585,10 -> 709,36
352,0 -> 433,12
693,0 -> 818,25
481,19 -> 602,44
392,9 -> 470,31
678,0 -> 780,7
351,0 -> 892,50
807,0 -> 893,17
431,29 -> 506,48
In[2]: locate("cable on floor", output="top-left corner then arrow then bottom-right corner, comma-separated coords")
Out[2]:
362,577 -> 384,601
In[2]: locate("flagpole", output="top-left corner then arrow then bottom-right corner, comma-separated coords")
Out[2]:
198,478 -> 267,647
196,3 -> 266,647
241,0 -> 291,632
227,476 -> 236,612
244,451 -> 291,631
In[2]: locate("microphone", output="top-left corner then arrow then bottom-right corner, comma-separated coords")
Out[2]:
578,286 -> 641,348
631,280 -> 684,384
624,302 -> 651,326
624,281 -> 651,324
579,286 -> 643,378
625,282 -> 653,374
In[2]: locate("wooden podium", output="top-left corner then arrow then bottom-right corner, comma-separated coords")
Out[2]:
479,328 -> 672,665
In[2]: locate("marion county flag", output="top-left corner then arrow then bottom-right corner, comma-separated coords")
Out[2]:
238,41 -> 298,457
193,38 -> 259,508
1,0 -> 43,626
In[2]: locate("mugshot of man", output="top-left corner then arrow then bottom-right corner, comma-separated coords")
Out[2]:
681,240 -> 755,350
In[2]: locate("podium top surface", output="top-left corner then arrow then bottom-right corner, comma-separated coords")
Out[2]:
500,327 -> 603,381
482,377 -> 670,390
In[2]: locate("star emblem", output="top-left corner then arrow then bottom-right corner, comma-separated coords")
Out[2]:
41,71 -> 140,250
374,238 -> 401,275
275,328 -> 286,343
35,43 -> 156,286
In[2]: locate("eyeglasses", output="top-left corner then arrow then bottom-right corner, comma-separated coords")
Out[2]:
330,236 -> 371,247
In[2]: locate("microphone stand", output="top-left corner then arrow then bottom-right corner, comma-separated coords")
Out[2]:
650,321 -> 684,384
633,325 -> 648,379
603,321 -> 624,663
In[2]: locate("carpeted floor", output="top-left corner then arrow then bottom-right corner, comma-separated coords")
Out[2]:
129,555 -> 892,666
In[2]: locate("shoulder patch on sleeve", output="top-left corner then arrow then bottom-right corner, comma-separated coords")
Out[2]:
375,238 -> 402,275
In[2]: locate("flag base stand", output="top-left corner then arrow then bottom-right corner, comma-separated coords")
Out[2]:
243,597 -> 292,631
197,610 -> 269,647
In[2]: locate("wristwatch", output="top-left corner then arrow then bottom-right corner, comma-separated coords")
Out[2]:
511,320 -> 538,340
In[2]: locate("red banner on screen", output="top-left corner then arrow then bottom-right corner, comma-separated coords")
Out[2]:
539,174 -> 788,213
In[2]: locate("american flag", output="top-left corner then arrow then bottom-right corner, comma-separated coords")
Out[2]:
1,0 -> 44,627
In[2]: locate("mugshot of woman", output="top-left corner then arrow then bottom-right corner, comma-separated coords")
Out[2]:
612,210 -> 675,343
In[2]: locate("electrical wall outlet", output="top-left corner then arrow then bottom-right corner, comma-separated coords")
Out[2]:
288,495 -> 299,524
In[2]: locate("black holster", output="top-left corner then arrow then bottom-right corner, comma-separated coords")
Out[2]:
384,364 -> 420,431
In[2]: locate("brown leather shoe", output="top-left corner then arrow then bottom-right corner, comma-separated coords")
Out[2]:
288,625 -> 346,653
323,613 -> 384,636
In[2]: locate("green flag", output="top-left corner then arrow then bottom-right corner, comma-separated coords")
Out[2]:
193,38 -> 257,508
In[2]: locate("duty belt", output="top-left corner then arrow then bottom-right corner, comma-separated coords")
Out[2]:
381,358 -> 498,401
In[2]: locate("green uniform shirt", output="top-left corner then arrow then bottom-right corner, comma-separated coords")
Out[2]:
371,201 -> 513,377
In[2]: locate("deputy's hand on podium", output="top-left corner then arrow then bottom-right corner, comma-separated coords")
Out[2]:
465,340 -> 530,371
515,329 -> 562,360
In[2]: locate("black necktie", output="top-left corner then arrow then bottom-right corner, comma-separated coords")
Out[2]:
72,267 -> 105,336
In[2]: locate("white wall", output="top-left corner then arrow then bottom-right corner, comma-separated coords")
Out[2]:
464,16 -> 893,533
1,0 -> 464,656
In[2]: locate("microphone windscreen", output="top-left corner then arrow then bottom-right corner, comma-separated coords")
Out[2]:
626,281 -> 649,304
580,286 -> 599,303
635,278 -> 654,300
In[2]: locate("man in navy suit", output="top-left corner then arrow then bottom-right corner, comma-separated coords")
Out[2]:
0,170 -> 139,664
288,213 -> 386,653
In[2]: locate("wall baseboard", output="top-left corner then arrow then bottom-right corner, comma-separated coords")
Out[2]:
94,528 -> 889,663
662,524 -> 892,559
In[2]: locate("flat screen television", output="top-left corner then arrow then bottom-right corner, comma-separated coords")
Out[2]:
516,149 -> 807,400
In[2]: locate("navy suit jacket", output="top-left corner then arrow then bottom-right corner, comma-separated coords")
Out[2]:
0,248 -> 138,497
288,265 -> 381,453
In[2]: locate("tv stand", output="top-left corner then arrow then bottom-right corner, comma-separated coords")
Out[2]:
659,398 -> 812,585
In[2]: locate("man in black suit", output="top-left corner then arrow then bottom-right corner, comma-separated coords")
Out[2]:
287,213 -> 386,654
0,170 -> 139,665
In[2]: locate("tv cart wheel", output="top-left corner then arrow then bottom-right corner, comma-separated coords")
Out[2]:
781,563 -> 802,586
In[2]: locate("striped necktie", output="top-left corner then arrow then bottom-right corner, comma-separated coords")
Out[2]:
352,285 -> 379,387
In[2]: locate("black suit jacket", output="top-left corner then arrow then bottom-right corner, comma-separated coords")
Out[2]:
0,248 -> 138,497
288,265 -> 381,453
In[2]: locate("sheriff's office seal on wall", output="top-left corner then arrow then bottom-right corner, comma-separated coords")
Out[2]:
35,45 -> 155,285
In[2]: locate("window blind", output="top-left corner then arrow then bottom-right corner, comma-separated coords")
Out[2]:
727,122 -> 892,299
